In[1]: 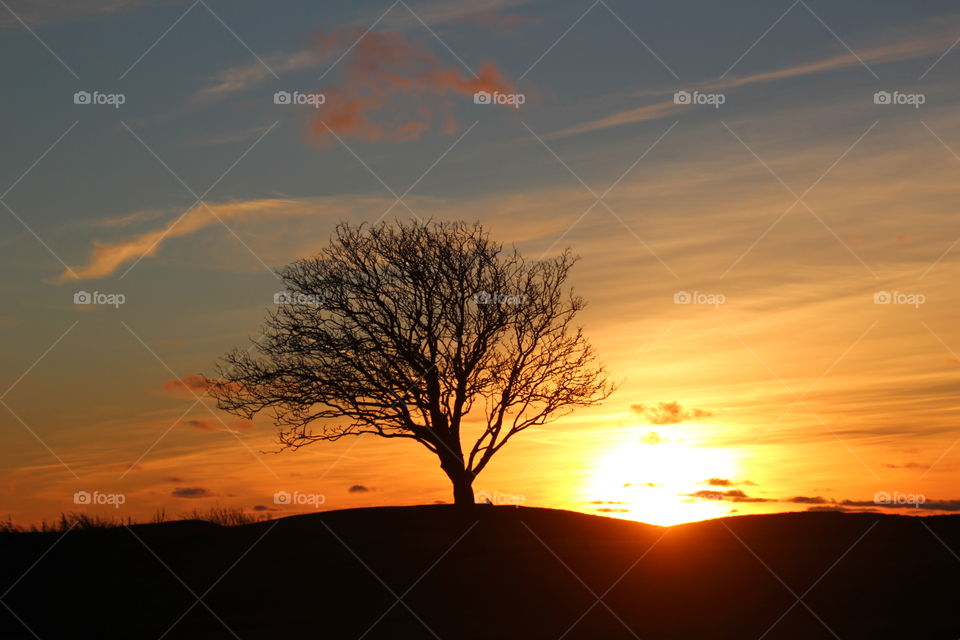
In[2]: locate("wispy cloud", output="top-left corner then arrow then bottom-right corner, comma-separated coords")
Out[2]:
374,0 -> 533,30
181,124 -> 282,148
59,198 -> 327,281
0,0 -> 157,28
193,49 -> 319,104
184,418 -> 256,433
547,101 -> 683,139
550,25 -> 960,139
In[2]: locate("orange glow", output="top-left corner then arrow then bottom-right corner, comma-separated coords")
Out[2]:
582,430 -> 741,526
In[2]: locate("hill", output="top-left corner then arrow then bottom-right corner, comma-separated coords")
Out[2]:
1,506 -> 958,639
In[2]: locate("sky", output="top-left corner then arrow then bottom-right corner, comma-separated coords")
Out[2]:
2,0 -> 960,526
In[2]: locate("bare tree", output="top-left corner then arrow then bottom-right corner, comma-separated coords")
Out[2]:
209,220 -> 612,506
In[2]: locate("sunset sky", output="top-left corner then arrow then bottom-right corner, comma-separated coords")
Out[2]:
3,0 -> 960,527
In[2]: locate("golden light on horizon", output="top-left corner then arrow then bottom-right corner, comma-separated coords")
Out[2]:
582,428 -> 741,526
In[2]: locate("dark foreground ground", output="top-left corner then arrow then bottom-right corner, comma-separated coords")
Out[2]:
1,506 -> 958,639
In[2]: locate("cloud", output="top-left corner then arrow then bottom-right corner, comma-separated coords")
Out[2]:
549,25 -> 960,138
193,49 -> 319,103
726,494 -> 960,512
58,198 -> 328,281
685,488 -> 960,512
162,373 -> 214,394
171,487 -> 213,498
88,206 -> 180,229
548,100 -> 683,139
307,28 -> 518,144
702,478 -> 733,487
684,489 -> 771,503
631,402 -> 714,425
596,507 -> 630,513
640,431 -> 664,445
882,462 -> 926,469
348,484 -> 371,493
252,504 -> 280,512
787,496 -> 830,504
161,374 -> 243,397
679,33 -> 957,100
840,498 -> 960,512
806,505 -> 867,513
184,418 -> 256,433
193,0 -> 532,101
67,190 -> 551,280
0,0 -> 154,29
373,0 -> 533,30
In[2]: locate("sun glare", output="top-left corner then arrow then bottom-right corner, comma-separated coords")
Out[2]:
582,431 -> 740,526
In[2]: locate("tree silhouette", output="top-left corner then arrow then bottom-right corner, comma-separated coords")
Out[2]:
209,220 -> 612,506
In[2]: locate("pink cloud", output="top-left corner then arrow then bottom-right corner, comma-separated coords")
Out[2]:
308,28 -> 519,144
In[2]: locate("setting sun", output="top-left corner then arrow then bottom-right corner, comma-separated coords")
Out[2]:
583,430 -> 741,525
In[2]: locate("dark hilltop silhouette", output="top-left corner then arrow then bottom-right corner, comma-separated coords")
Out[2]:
2,506 -> 959,639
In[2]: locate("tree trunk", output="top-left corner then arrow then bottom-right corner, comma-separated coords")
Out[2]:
451,472 -> 475,507
441,462 -> 475,508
